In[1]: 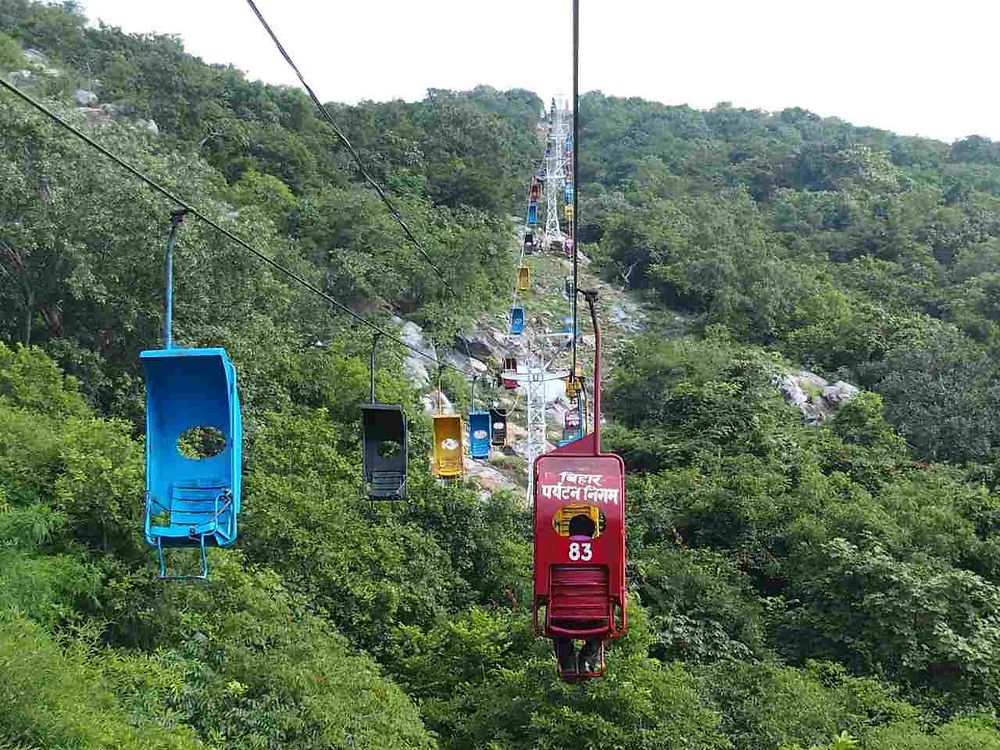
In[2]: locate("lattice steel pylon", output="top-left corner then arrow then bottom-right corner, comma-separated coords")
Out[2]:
524,355 -> 549,502
544,100 -> 567,251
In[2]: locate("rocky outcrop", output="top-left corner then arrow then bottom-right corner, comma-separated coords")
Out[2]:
74,88 -> 98,107
823,380 -> 859,407
774,370 -> 860,424
455,329 -> 503,362
23,48 -> 48,66
398,318 -> 435,388
464,458 -> 518,497
76,107 -> 112,126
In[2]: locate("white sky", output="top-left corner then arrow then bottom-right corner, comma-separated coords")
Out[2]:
78,0 -> 1000,143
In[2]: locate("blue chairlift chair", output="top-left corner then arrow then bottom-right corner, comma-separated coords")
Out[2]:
511,306 -> 526,335
467,376 -> 491,459
469,411 -> 491,459
142,210 -> 243,580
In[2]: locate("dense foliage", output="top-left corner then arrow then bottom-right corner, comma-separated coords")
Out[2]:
5,1 -> 1000,748
581,94 -> 1000,465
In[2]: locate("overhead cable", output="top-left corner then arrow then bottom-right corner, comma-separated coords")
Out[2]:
0,75 -> 475,379
244,0 -> 457,297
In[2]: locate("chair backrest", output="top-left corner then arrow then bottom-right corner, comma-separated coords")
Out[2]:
432,415 -> 464,478
468,411 -> 491,459
489,408 -> 508,447
510,307 -> 525,335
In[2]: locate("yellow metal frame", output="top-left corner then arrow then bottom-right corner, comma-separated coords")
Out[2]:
518,264 -> 530,291
432,414 -> 464,478
551,503 -> 602,538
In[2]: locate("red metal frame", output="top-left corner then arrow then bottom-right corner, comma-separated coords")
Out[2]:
531,290 -> 627,681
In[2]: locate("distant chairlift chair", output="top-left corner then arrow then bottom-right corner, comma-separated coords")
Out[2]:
468,377 -> 491,460
361,334 -> 407,500
510,306 -> 526,335
518,263 -> 531,291
432,367 -> 465,479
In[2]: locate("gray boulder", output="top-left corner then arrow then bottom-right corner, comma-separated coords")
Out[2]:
456,330 -> 500,362
773,370 -> 861,424
823,380 -> 859,407
74,88 -> 98,107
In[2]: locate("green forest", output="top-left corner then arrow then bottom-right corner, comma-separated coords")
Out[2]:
5,1 -> 1000,747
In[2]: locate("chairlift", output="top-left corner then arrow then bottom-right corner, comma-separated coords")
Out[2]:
510,306 -> 525,335
533,289 -> 626,682
431,367 -> 464,479
467,377 -> 491,460
361,334 -> 407,500
501,356 -> 518,389
142,210 -> 242,580
489,407 -> 509,447
518,263 -> 530,291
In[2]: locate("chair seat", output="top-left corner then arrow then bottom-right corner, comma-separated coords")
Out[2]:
149,480 -> 234,544
548,565 -> 612,629
370,469 -> 405,498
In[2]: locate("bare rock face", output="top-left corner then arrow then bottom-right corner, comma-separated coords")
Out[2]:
456,330 -> 500,362
421,390 -> 455,416
76,107 -> 112,126
823,380 -> 859,407
397,318 -> 434,389
23,48 -> 47,64
445,350 -> 487,376
74,88 -> 98,107
773,370 -> 860,424
464,458 -> 518,496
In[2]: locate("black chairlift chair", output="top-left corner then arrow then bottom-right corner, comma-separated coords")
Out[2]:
361,334 -> 407,500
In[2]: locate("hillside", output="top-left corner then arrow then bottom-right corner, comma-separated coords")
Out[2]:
4,2 -> 1000,749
